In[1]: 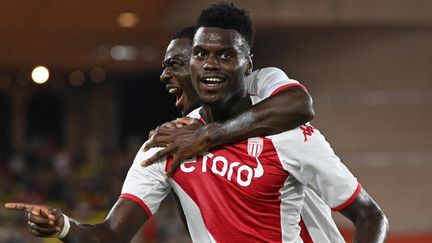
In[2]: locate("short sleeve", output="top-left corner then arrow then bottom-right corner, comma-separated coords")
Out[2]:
244,67 -> 304,99
120,143 -> 171,217
269,127 -> 360,210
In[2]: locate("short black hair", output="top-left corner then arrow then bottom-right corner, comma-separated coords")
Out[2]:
196,1 -> 254,49
172,26 -> 196,41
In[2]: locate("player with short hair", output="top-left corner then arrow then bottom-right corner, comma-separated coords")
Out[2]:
5,2 -> 388,242
152,25 -> 357,242
136,2 -> 388,242
4,7 -> 317,243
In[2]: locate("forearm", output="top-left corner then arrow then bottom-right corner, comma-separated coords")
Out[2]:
62,219 -> 119,243
205,86 -> 314,147
351,211 -> 389,243
341,189 -> 389,243
62,199 -> 147,243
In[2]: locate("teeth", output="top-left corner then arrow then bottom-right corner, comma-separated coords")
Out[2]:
168,88 -> 179,93
168,88 -> 178,94
205,77 -> 223,82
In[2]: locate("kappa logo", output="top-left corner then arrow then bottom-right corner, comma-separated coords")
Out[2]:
300,124 -> 314,142
179,138 -> 265,187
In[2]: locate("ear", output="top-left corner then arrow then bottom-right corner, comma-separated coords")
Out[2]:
245,53 -> 253,75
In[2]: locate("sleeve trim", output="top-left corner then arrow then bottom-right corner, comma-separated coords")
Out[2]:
332,182 -> 362,211
119,193 -> 153,217
270,83 -> 306,96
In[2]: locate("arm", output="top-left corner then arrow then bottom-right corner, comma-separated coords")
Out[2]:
5,199 -> 148,243
203,85 -> 314,146
340,189 -> 389,243
143,85 -> 314,177
64,199 -> 147,242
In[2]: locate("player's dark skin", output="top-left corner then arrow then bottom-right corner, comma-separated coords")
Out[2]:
3,37 -> 316,241
143,44 -> 314,178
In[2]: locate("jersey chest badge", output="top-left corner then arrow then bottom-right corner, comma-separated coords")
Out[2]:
247,137 -> 263,157
247,137 -> 264,178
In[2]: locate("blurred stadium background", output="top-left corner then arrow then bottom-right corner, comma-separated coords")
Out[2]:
0,1 -> 431,242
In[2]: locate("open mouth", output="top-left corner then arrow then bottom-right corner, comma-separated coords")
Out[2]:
201,76 -> 225,88
167,85 -> 185,109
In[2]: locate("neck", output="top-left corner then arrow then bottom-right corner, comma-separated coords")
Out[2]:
199,90 -> 252,123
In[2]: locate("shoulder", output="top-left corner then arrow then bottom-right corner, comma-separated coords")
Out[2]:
245,67 -> 299,87
250,67 -> 289,81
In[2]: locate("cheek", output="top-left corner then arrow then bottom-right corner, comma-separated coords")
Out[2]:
189,62 -> 202,80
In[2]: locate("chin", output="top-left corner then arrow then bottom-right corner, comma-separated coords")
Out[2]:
201,99 -> 223,108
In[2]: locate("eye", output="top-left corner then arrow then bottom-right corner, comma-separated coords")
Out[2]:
162,58 -> 184,68
220,52 -> 233,60
196,50 -> 206,58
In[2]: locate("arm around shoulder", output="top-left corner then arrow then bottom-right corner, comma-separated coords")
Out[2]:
205,85 -> 315,148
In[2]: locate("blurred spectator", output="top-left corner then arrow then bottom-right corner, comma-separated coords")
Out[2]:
1,134 -> 189,242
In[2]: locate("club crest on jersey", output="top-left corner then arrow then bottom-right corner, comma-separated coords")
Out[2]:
247,137 -> 264,178
247,137 -> 263,157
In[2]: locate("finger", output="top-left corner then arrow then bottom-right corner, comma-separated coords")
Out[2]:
143,135 -> 171,151
147,130 -> 156,141
143,141 -> 153,152
38,206 -> 56,221
177,117 -> 200,125
28,225 -> 59,238
141,148 -> 173,167
29,212 -> 54,225
167,119 -> 183,128
29,227 -> 42,237
143,140 -> 166,152
5,202 -> 36,213
161,121 -> 177,129
176,117 -> 191,126
28,220 -> 60,235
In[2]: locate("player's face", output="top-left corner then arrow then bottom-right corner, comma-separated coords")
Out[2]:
160,38 -> 200,115
190,27 -> 251,108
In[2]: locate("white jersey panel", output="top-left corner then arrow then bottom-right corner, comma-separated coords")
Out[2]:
244,67 -> 300,98
279,175 -> 304,243
121,145 -> 171,215
269,127 -> 359,209
302,188 -> 345,243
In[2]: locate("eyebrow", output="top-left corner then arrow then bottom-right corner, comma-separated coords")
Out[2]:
164,54 -> 186,60
193,45 -> 237,53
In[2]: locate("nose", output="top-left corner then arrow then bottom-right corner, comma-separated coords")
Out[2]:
203,55 -> 219,70
160,68 -> 172,84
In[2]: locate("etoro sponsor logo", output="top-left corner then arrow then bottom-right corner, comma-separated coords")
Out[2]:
180,138 -> 265,187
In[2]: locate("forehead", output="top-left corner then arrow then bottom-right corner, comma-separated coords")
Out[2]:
193,27 -> 244,50
164,38 -> 192,59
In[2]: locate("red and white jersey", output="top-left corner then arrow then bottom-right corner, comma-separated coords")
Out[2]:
121,117 -> 359,242
121,67 -> 359,242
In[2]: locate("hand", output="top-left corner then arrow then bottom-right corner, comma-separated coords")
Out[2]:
148,117 -> 199,139
4,202 -> 64,238
142,118 -> 211,178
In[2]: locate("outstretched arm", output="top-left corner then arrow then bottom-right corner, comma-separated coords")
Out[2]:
143,85 -> 314,177
340,189 -> 389,243
5,198 -> 148,243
